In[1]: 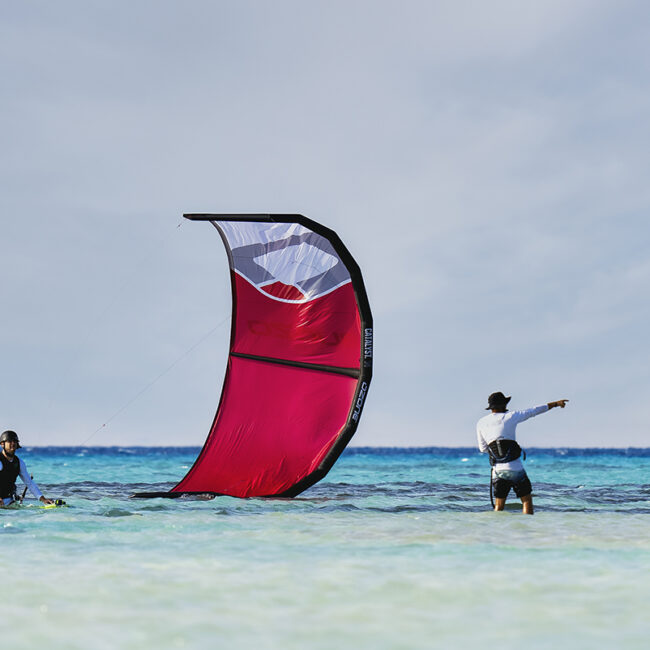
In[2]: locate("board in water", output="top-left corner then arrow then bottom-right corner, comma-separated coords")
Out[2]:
133,214 -> 373,499
2,499 -> 67,510
40,499 -> 67,509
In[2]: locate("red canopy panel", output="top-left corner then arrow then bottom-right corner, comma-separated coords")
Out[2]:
231,272 -> 361,369
173,356 -> 359,497
132,215 -> 373,499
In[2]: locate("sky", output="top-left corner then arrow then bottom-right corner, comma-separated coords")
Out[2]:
1,1 -> 649,447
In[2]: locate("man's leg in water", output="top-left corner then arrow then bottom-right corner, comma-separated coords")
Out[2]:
520,494 -> 533,515
494,498 -> 506,511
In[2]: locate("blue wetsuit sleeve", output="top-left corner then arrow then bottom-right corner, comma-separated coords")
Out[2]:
18,458 -> 43,500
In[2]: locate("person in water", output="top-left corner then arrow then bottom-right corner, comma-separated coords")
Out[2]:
0,430 -> 54,507
476,392 -> 568,515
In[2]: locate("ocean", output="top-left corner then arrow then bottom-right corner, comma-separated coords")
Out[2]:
3,447 -> 649,649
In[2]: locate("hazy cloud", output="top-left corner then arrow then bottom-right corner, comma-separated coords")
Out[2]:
1,1 -> 648,446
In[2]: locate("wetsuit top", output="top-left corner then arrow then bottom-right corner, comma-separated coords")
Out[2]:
0,453 -> 44,505
0,453 -> 20,499
476,405 -> 549,472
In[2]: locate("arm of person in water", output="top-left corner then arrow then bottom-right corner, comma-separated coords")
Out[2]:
18,458 -> 53,504
512,400 -> 569,425
511,404 -> 550,424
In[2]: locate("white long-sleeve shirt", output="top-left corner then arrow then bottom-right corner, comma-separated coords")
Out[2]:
476,405 -> 549,472
1,456 -> 44,505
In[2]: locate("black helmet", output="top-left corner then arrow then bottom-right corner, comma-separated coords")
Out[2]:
0,430 -> 21,448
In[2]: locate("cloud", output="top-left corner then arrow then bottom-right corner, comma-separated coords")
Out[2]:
1,1 -> 648,446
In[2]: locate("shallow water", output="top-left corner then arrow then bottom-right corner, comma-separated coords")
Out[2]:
4,447 -> 649,649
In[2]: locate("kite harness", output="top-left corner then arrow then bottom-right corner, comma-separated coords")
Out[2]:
487,439 -> 525,465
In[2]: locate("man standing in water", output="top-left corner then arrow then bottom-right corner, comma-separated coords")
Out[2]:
0,430 -> 54,507
476,392 -> 568,515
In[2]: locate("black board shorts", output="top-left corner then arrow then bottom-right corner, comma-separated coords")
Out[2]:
492,469 -> 532,499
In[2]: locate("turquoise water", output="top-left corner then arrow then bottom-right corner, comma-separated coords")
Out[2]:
4,447 -> 649,649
